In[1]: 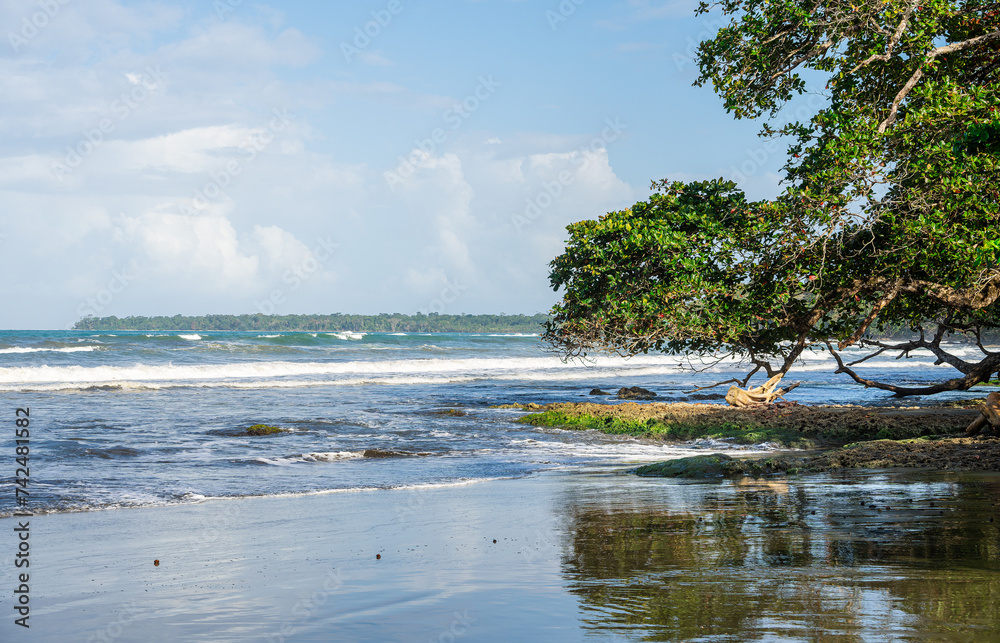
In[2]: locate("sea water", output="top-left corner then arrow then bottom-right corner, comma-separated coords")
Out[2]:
0,330 -> 993,516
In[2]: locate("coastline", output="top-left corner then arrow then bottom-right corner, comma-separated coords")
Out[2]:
511,399 -> 1000,475
6,466 -> 1000,640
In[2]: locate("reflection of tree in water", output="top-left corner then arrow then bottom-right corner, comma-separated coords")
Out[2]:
561,475 -> 1000,640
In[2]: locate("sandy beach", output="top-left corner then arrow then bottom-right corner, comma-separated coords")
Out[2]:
3,475 -> 580,642
5,465 -> 1000,641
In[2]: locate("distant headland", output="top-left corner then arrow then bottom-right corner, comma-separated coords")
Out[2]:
72,313 -> 549,334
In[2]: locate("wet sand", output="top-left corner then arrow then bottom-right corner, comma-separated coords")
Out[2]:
2,476 -> 578,642
4,468 -> 1000,641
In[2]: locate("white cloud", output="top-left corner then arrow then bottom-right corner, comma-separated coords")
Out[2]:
367,142 -> 634,315
159,23 -> 320,69
118,212 -> 259,288
250,224 -> 318,277
0,0 -> 656,326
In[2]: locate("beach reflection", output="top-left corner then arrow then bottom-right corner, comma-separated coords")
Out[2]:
560,471 -> 1000,641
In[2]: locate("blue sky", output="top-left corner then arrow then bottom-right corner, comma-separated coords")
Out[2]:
0,0 -> 801,328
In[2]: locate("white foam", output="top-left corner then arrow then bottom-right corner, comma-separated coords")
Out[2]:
0,346 -> 99,354
0,354 -> 679,385
502,437 -> 776,461
258,334 -> 281,338
484,333 -> 539,337
254,451 -> 365,465
0,344 -> 989,392
330,331 -> 365,340
302,451 -> 365,462
178,334 -> 201,340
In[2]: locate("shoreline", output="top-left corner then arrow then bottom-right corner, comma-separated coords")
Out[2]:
1,473 -> 580,641
5,466 -> 1000,640
509,399 -> 1000,476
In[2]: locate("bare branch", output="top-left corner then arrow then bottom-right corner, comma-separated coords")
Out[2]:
685,378 -> 742,393
846,344 -> 891,366
838,279 -> 903,349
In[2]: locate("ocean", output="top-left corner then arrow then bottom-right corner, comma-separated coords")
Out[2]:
0,329 -> 991,518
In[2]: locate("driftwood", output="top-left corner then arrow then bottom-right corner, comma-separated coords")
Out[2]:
965,392 -> 1000,436
725,374 -> 801,408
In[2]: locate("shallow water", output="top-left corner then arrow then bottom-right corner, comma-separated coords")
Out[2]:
8,468 -> 999,642
1,330 -> 996,516
560,469 -> 1000,641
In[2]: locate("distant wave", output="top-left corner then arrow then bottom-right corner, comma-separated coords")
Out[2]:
0,349 -> 967,393
0,346 -> 100,354
0,354 -> 670,383
329,332 -> 365,340
178,334 -> 201,340
482,333 -> 539,337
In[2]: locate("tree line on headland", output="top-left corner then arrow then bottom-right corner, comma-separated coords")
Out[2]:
73,313 -> 549,334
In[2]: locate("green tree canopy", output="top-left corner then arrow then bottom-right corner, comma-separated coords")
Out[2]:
544,0 -> 1000,396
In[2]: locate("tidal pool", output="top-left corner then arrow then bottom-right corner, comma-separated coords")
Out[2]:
560,469 -> 1000,641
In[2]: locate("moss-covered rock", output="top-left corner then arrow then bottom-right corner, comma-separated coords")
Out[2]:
636,454 -> 737,478
635,436 -> 1000,478
246,424 -> 285,436
516,401 -> 977,448
427,408 -> 467,417
362,449 -> 411,458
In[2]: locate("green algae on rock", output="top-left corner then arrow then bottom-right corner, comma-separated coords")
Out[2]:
636,453 -> 799,478
517,401 -> 978,448
246,424 -> 285,436
635,436 -> 1000,479
426,408 -> 468,417
636,454 -> 738,478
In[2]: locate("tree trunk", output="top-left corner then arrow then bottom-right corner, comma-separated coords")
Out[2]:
966,392 -> 1000,436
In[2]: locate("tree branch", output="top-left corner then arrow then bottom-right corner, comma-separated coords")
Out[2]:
838,279 -> 903,349
879,29 -> 1000,132
769,39 -> 835,81
899,271 -> 1000,309
826,341 -> 1000,397
849,0 -> 918,75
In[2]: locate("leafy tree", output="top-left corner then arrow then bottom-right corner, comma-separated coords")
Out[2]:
544,0 -> 1000,396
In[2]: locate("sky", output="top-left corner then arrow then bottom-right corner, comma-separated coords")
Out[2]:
0,0 -> 805,329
